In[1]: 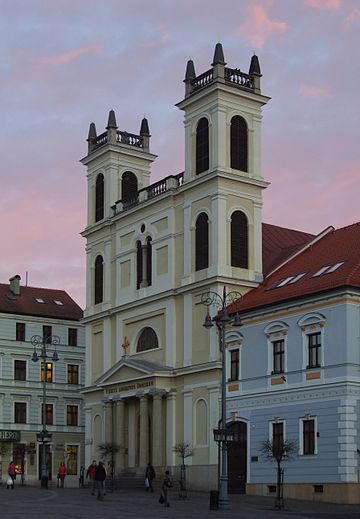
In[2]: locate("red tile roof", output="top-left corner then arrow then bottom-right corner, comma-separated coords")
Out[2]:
231,222 -> 360,314
0,283 -> 83,321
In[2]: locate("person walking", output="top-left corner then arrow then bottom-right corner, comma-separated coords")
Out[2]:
58,462 -> 67,488
95,461 -> 106,501
86,459 -> 97,495
7,460 -> 16,489
145,462 -> 156,493
161,470 -> 173,507
79,465 -> 85,487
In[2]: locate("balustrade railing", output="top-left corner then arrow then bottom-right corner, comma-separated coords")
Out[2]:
117,130 -> 143,147
225,68 -> 254,89
192,69 -> 213,91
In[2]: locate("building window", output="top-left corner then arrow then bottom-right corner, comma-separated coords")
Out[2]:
14,360 -> 26,381
41,362 -> 53,383
308,332 -> 321,368
137,327 -> 159,352
136,241 -> 142,289
272,340 -> 285,374
67,405 -> 78,426
230,349 -> 239,381
302,418 -> 315,455
272,422 -> 284,455
95,173 -> 104,222
230,115 -> 248,172
67,445 -> 78,475
41,403 -> 54,425
67,364 -> 79,385
121,171 -> 138,207
146,236 -> 152,286
68,328 -> 78,347
42,325 -> 52,344
196,117 -> 209,174
14,402 -> 26,424
94,255 -> 104,304
231,211 -> 248,269
16,323 -> 26,342
195,212 -> 209,271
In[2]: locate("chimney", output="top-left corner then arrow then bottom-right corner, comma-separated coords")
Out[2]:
10,275 -> 21,296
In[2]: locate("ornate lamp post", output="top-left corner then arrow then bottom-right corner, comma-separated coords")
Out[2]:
201,287 -> 242,510
31,334 -> 59,488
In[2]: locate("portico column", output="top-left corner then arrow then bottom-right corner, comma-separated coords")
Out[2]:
104,400 -> 113,443
115,399 -> 125,472
139,394 -> 149,467
166,391 -> 176,467
152,392 -> 164,467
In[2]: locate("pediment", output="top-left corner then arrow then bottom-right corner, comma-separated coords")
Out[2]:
95,357 -> 172,386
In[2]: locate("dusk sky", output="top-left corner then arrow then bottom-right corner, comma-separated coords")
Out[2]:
0,0 -> 359,308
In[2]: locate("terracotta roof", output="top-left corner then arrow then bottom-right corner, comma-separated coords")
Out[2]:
0,283 -> 83,321
231,222 -> 360,314
262,223 -> 314,276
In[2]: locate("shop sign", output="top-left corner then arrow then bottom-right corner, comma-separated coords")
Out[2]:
0,430 -> 21,442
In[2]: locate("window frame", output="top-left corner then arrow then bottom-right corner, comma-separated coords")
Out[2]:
195,212 -> 209,271
196,117 -> 209,174
94,255 -> 104,304
41,362 -> 54,383
41,403 -> 54,425
307,332 -> 321,369
95,173 -> 104,222
14,359 -> 27,381
230,115 -> 248,172
67,364 -> 79,385
230,348 -> 239,381
299,416 -> 317,456
230,210 -> 248,269
16,322 -> 26,342
272,339 -> 285,375
14,402 -> 27,424
68,328 -> 78,347
66,405 -> 79,426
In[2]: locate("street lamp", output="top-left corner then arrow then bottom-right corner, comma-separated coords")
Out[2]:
31,334 -> 60,488
201,287 -> 242,510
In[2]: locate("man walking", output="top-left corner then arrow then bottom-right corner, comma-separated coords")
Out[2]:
145,462 -> 156,493
95,461 -> 106,501
86,459 -> 97,495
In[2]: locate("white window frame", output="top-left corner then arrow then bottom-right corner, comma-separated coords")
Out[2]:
225,331 -> 243,383
299,415 -> 318,456
264,321 -> 289,377
298,313 -> 326,371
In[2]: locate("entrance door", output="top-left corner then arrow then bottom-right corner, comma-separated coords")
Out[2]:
227,421 -> 247,494
38,445 -> 52,480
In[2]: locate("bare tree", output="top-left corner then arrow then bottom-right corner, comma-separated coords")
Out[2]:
173,441 -> 193,497
98,442 -> 120,492
260,438 -> 297,509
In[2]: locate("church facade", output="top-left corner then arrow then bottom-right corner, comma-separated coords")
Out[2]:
81,43 -> 270,489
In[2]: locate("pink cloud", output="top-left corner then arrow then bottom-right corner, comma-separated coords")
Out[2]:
305,0 -> 341,9
40,42 -> 102,66
236,4 -> 287,49
298,83 -> 332,98
344,7 -> 360,26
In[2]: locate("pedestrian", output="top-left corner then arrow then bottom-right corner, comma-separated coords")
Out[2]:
86,459 -> 97,495
95,461 -> 106,501
145,462 -> 156,493
58,462 -> 67,488
7,460 -> 16,489
79,465 -> 85,487
161,470 -> 173,507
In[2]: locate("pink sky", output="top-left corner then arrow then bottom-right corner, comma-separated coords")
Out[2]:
0,0 -> 359,308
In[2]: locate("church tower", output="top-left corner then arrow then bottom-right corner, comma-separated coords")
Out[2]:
81,43 -> 269,490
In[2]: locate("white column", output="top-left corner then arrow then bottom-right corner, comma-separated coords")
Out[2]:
115,399 -> 125,471
103,316 -> 111,373
183,390 -> 193,465
165,300 -> 176,367
127,402 -> 135,468
209,387 -> 221,464
85,325 -> 92,386
211,194 -> 227,274
183,294 -> 192,366
139,394 -> 149,467
253,202 -> 263,275
165,392 -> 176,467
152,392 -> 164,467
105,400 -> 113,443
210,106 -> 227,171
85,406 -> 93,468
183,204 -> 192,279
104,240 -> 112,304
85,248 -> 92,311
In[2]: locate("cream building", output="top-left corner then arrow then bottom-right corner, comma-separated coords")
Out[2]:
81,43 -> 270,489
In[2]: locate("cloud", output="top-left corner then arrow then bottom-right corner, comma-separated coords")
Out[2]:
40,42 -> 102,66
236,4 -> 287,49
305,0 -> 341,9
344,7 -> 360,26
298,83 -> 332,98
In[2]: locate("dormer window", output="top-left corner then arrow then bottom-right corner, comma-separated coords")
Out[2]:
53,299 -> 63,306
35,297 -> 45,304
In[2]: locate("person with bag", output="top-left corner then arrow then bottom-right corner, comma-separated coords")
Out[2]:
7,460 -> 16,489
86,459 -> 97,495
145,462 -> 156,493
159,470 -> 172,507
94,461 -> 106,501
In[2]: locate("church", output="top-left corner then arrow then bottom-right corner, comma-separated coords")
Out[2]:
80,42 -> 360,501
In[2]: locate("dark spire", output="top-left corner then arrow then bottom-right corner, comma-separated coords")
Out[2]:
249,54 -> 261,76
140,117 -> 150,136
185,59 -> 196,81
106,109 -> 118,129
212,42 -> 226,65
87,122 -> 97,141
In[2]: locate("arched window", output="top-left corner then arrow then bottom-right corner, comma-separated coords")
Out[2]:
95,173 -> 104,222
195,212 -> 209,271
146,236 -> 152,287
136,241 -> 142,290
196,118 -> 209,174
137,327 -> 159,352
230,116 -> 248,172
231,211 -> 248,268
94,255 -> 104,304
122,171 -> 138,206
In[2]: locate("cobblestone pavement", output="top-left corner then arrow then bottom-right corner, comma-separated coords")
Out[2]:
1,485 -> 359,519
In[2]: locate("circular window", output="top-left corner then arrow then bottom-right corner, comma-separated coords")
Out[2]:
140,224 -> 146,233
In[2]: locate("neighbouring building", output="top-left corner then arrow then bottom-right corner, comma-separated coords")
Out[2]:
226,223 -> 360,504
0,275 -> 85,487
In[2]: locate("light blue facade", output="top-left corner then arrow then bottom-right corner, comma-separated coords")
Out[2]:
226,289 -> 360,502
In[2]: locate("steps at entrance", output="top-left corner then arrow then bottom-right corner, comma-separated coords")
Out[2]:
115,471 -> 148,490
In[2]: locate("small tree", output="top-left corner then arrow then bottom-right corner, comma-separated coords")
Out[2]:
98,442 -> 120,492
173,441 -> 193,497
260,438 -> 297,509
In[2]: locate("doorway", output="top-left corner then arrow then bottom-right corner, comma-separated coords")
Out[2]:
38,445 -> 52,480
227,421 -> 247,494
